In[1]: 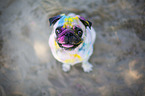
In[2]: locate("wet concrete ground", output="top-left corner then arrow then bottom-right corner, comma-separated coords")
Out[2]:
0,0 -> 145,96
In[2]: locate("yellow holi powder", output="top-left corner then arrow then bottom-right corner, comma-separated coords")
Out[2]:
74,16 -> 79,20
54,41 -> 59,49
63,16 -> 79,28
64,54 -> 83,63
86,21 -> 89,25
64,59 -> 75,63
70,54 -> 82,60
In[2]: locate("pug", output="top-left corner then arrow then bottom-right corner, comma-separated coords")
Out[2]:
49,13 -> 96,72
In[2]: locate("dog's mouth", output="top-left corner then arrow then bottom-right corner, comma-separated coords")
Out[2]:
62,44 -> 74,48
56,33 -> 83,49
57,41 -> 82,49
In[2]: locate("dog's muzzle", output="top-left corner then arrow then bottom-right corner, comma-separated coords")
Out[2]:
56,29 -> 83,49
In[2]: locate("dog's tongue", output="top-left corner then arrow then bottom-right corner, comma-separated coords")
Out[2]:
62,44 -> 74,48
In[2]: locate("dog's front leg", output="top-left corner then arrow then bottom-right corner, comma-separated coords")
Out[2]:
82,61 -> 93,72
62,63 -> 71,72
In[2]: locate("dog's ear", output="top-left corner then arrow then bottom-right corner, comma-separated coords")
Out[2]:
49,15 -> 62,26
79,16 -> 92,29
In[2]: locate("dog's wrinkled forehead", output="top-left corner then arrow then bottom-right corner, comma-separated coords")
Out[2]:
57,15 -> 80,28
49,14 -> 92,29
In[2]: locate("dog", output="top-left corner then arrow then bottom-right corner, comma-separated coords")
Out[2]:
49,13 -> 96,72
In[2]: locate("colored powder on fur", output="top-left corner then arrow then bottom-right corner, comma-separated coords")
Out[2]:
64,54 -> 83,63
54,41 -> 59,49
58,15 -> 79,28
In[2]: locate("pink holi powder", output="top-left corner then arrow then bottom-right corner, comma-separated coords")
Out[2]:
58,36 -> 66,43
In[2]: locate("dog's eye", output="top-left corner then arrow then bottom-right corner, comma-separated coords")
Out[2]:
55,29 -> 61,35
77,30 -> 83,37
56,29 -> 61,33
75,27 -> 83,37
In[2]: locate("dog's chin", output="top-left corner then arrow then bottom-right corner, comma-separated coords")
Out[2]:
57,42 -> 82,50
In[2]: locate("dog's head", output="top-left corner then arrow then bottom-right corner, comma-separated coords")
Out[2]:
49,14 -> 92,50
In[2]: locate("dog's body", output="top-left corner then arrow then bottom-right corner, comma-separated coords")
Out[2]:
49,13 -> 96,72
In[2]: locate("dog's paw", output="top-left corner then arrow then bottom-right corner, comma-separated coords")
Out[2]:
62,63 -> 71,72
82,62 -> 93,72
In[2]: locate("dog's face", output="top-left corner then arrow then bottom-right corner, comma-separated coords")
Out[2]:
49,14 -> 92,50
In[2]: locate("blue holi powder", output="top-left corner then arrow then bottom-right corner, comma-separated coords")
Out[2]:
79,43 -> 86,51
79,42 -> 93,55
58,16 -> 65,26
58,15 -> 71,26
